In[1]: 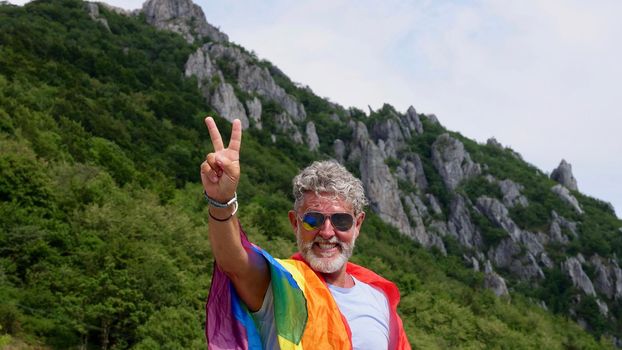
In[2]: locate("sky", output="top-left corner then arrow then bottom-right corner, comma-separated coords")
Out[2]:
9,0 -> 622,218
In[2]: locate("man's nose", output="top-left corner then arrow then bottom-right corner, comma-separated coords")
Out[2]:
316,217 -> 335,239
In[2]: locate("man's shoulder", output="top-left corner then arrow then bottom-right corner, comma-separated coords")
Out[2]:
346,262 -> 402,306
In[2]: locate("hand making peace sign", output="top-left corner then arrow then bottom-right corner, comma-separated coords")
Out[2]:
200,117 -> 242,203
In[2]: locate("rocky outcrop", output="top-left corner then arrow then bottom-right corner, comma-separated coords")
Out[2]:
372,116 -> 404,144
563,256 -> 596,296
422,114 -> 440,125
413,195 -> 430,218
142,0 -> 228,43
209,82 -> 249,128
185,42 -> 305,134
591,255 -> 622,300
184,45 -> 219,85
333,139 -> 346,164
402,106 -> 423,135
484,261 -> 509,297
427,194 -> 443,215
395,154 -> 428,192
237,63 -> 306,121
486,137 -> 503,149
346,121 -> 440,250
377,139 -> 398,159
305,121 -> 319,152
356,124 -> 411,236
551,184 -> 583,214
489,238 -> 521,269
203,43 -> 306,122
551,159 -> 578,191
245,98 -> 262,129
275,113 -> 303,144
487,238 -> 544,280
431,134 -> 480,190
428,220 -> 450,237
498,179 -> 528,208
549,211 -> 578,244
85,3 -> 111,31
371,117 -> 403,159
404,195 -> 446,255
99,2 -> 139,16
476,196 -> 521,241
346,121 -> 367,164
447,195 -> 482,249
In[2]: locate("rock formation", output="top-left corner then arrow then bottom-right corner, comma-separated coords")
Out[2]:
403,106 -> 423,135
549,211 -> 578,244
591,255 -> 622,300
563,256 -> 596,296
498,179 -> 528,208
85,2 -> 111,31
476,196 -> 522,241
209,82 -> 249,128
142,0 -> 228,43
431,134 -> 480,190
184,45 -> 219,84
447,195 -> 483,249
551,184 -> 583,214
275,113 -> 303,144
484,261 -> 509,296
333,139 -> 346,164
305,121 -> 319,151
486,137 -> 503,149
395,155 -> 428,192
354,121 -> 411,236
551,159 -> 578,191
245,98 -> 262,129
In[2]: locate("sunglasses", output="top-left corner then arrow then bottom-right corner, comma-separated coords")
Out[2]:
299,211 -> 355,232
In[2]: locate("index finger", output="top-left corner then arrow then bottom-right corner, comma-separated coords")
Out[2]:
205,117 -> 224,151
227,119 -> 242,152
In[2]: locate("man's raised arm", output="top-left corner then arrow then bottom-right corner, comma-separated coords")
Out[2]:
200,116 -> 269,311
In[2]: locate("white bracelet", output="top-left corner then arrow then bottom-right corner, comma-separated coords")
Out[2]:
204,191 -> 237,208
209,201 -> 238,222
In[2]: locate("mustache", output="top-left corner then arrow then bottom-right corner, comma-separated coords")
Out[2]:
311,236 -> 343,246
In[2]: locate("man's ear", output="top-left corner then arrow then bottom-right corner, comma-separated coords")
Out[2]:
288,210 -> 298,233
354,212 -> 365,238
354,211 -> 365,237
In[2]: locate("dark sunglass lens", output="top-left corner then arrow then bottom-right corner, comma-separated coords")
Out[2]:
331,213 -> 354,231
302,212 -> 324,230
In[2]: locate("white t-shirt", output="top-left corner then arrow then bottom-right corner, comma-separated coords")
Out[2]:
252,276 -> 390,350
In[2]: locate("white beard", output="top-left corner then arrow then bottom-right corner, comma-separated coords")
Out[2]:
296,231 -> 355,273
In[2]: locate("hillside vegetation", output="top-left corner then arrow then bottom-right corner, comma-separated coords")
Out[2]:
0,1 -> 619,348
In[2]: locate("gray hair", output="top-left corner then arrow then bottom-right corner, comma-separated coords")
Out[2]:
292,160 -> 368,214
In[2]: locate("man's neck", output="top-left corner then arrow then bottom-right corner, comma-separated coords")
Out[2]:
322,268 -> 354,288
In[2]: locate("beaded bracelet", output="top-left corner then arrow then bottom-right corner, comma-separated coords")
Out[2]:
204,191 -> 237,208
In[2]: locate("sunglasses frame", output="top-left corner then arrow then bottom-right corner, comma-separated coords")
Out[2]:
298,211 -> 355,232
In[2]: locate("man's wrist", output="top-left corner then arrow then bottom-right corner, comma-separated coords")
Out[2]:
209,201 -> 238,222
204,191 -> 237,208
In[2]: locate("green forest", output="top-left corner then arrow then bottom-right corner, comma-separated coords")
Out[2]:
0,1 -> 620,348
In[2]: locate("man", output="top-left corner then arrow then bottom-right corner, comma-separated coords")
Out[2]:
201,117 -> 410,349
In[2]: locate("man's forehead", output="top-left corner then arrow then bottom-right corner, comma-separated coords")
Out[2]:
301,192 -> 353,211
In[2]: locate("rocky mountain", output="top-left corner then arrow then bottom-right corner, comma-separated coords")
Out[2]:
83,0 -> 622,342
1,0 -> 621,347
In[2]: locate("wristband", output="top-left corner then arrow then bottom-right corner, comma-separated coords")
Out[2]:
208,201 -> 238,221
204,191 -> 237,208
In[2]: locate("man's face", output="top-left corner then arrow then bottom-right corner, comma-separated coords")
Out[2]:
288,192 -> 365,274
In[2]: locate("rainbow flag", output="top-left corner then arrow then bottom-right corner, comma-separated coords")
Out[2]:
206,229 -> 410,349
